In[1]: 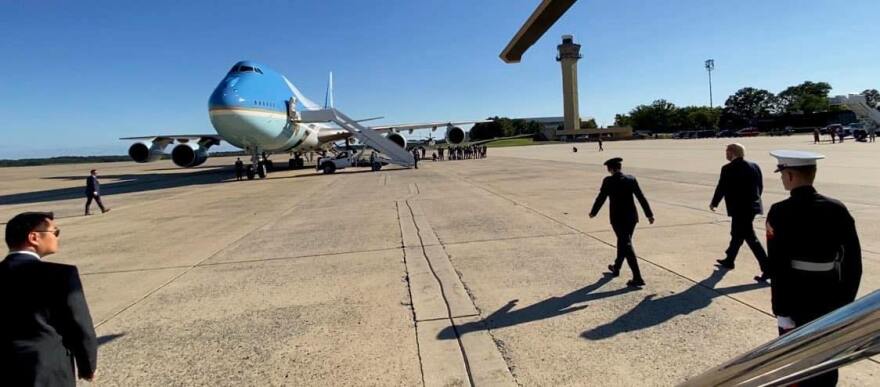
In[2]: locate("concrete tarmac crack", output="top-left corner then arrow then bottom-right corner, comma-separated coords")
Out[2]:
396,201 -> 427,387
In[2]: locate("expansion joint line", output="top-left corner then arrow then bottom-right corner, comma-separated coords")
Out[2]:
396,201 -> 426,387
405,199 -> 476,387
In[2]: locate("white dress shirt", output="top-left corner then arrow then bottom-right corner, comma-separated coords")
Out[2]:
6,250 -> 41,261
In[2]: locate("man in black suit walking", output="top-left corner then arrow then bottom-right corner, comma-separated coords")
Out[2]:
589,158 -> 655,287
1,212 -> 98,386
710,144 -> 770,282
84,170 -> 110,216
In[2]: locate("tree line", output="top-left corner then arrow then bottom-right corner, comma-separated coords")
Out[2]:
613,82 -> 879,133
469,116 -> 598,141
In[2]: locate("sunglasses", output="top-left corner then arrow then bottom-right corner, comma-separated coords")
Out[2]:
34,228 -> 61,237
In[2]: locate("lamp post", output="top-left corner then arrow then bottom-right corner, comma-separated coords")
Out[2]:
705,59 -> 715,108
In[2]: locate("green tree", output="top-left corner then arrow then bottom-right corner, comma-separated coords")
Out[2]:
777,81 -> 832,113
723,87 -> 776,124
613,113 -> 631,127
581,118 -> 598,129
627,99 -> 680,132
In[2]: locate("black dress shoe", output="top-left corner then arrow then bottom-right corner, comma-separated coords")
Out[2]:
715,259 -> 735,270
754,273 -> 770,283
607,264 -> 620,277
626,278 -> 645,287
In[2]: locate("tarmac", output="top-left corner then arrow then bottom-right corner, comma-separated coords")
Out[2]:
0,134 -> 877,386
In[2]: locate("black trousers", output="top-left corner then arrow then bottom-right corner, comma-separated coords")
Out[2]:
725,214 -> 769,274
85,194 -> 105,213
611,222 -> 642,280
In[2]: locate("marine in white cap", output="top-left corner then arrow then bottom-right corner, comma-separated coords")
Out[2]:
765,150 -> 862,386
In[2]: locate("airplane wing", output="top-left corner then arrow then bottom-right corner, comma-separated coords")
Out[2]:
370,120 -> 490,133
120,134 -> 223,146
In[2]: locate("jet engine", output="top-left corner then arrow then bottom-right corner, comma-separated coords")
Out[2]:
128,141 -> 167,163
171,143 -> 209,168
387,132 -> 407,149
445,126 -> 468,145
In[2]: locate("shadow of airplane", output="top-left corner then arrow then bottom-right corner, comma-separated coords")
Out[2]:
0,167 -> 232,206
581,269 -> 768,340
438,274 -> 637,340
97,333 -> 125,347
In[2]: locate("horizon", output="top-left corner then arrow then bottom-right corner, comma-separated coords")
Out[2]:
1,0 -> 877,159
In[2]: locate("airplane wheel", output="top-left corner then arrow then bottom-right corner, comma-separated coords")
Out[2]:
264,159 -> 274,171
257,163 -> 267,178
371,162 -> 382,171
246,166 -> 256,180
322,163 -> 336,174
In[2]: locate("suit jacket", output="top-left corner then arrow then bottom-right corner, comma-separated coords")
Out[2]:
711,158 -> 763,217
0,254 -> 97,386
85,176 -> 100,196
590,172 -> 654,226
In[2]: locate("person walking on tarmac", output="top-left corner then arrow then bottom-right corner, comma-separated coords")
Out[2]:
589,157 -> 654,287
766,150 -> 862,386
84,169 -> 110,215
234,158 -> 244,181
597,136 -> 604,151
710,144 -> 770,282
813,127 -> 821,144
411,148 -> 419,169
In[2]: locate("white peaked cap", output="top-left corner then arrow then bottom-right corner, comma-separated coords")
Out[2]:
770,150 -> 825,172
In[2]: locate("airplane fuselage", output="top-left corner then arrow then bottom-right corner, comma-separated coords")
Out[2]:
207,61 -> 320,153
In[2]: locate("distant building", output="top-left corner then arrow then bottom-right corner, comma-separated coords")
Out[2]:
516,116 -> 631,141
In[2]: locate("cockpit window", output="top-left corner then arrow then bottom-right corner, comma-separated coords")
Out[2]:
228,65 -> 239,74
255,68 -> 263,74
239,65 -> 255,73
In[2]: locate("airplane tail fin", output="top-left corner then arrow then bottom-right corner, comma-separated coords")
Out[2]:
324,72 -> 334,109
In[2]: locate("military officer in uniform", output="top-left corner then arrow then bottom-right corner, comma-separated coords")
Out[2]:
589,158 -> 655,287
766,150 -> 862,386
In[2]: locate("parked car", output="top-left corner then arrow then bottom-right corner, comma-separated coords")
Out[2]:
696,130 -> 715,138
736,127 -> 760,137
769,128 -> 793,136
716,129 -> 737,138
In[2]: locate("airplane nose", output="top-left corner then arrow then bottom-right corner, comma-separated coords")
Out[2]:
211,77 -> 243,108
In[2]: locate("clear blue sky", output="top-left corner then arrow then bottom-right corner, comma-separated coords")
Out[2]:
1,0 -> 877,158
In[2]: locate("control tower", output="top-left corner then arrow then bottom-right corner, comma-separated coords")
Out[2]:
556,35 -> 582,131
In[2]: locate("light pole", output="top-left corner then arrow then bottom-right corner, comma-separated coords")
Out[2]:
705,59 -> 715,108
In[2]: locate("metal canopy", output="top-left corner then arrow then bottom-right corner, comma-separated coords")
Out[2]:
499,0 -> 578,63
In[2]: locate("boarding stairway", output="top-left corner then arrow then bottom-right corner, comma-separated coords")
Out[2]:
299,108 -> 415,168
831,94 -> 880,128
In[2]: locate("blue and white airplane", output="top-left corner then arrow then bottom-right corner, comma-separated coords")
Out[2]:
122,60 -> 483,178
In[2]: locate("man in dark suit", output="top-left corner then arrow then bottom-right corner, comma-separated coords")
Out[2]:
84,170 -> 110,216
589,158 -> 655,287
1,212 -> 98,386
710,144 -> 770,282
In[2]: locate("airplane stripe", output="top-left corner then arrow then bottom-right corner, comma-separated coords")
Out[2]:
209,107 -> 288,119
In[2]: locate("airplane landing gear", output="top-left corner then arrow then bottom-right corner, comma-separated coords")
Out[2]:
289,152 -> 305,169
248,149 -> 268,179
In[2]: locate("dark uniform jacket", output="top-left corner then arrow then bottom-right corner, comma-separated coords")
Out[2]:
0,254 -> 98,386
710,157 -> 764,216
85,176 -> 100,196
590,172 -> 654,225
766,186 -> 862,324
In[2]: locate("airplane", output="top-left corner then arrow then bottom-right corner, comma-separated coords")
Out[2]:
122,60 -> 487,179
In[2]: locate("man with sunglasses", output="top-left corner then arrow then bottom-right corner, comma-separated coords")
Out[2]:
1,212 -> 97,385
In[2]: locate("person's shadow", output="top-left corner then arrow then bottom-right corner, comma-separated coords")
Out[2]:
438,274 -> 637,340
97,333 -> 125,347
581,269 -> 768,340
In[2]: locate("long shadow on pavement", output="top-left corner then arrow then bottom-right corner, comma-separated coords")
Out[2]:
581,268 -> 768,340
438,274 -> 636,340
0,168 -> 232,206
97,333 -> 125,347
